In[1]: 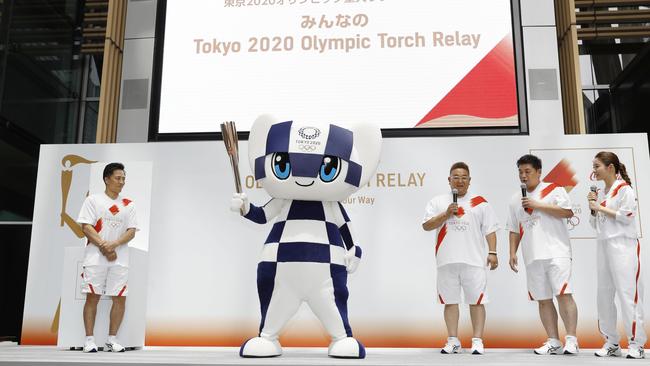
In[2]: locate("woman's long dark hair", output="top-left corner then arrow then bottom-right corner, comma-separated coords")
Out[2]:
595,151 -> 632,186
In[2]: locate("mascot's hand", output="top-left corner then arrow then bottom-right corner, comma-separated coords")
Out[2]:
230,192 -> 250,215
344,246 -> 362,273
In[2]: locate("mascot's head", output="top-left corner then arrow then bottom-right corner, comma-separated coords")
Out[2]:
248,115 -> 381,201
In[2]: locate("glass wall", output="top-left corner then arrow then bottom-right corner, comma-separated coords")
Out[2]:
576,5 -> 650,135
0,0 -> 103,341
0,0 -> 102,222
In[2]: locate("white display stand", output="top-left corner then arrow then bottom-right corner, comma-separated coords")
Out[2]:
57,247 -> 148,349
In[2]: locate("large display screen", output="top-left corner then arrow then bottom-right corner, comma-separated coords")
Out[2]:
155,0 -> 519,134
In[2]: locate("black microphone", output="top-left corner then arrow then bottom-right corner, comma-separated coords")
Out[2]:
451,188 -> 459,216
590,185 -> 598,215
521,183 -> 532,214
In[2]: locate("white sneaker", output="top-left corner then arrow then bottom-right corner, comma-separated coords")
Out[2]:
563,335 -> 579,355
471,338 -> 484,355
533,338 -> 562,355
627,345 -> 645,359
104,337 -> 125,352
594,342 -> 621,357
441,337 -> 462,354
83,337 -> 97,353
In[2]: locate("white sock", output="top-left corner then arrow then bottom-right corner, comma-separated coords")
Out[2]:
448,336 -> 460,344
108,335 -> 117,343
566,335 -> 577,342
472,337 -> 483,342
86,336 -> 95,343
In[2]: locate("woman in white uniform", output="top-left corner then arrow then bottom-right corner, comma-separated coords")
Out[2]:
588,151 -> 645,359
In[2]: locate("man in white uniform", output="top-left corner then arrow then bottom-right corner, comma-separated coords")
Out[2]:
77,162 -> 138,353
422,162 -> 499,354
507,154 -> 579,355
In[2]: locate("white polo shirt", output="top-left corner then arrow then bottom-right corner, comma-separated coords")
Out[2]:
589,180 -> 638,240
506,182 -> 572,266
77,192 -> 138,267
423,192 -> 500,268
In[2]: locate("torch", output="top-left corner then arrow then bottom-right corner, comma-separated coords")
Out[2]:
220,121 -> 244,215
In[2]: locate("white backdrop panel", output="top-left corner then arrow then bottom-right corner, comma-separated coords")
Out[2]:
23,133 -> 649,348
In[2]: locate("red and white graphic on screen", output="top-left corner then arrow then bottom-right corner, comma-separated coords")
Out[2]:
416,34 -> 517,128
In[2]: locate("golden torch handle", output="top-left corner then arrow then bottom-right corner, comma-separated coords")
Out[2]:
221,121 -> 244,214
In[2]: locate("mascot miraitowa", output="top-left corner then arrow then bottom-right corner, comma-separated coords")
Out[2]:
230,115 -> 381,358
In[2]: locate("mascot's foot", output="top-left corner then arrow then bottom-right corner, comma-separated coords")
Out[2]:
328,337 -> 366,359
239,337 -> 282,358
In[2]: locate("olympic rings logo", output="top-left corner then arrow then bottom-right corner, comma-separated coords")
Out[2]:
450,225 -> 468,232
298,145 -> 317,152
566,216 -> 580,231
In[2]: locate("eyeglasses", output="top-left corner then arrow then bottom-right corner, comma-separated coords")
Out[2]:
450,176 -> 469,182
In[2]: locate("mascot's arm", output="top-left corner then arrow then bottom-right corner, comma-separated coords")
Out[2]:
238,196 -> 285,224
337,202 -> 362,273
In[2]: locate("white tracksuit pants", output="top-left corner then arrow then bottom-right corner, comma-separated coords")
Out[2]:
597,237 -> 646,346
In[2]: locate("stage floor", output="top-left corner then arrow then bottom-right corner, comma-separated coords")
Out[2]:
0,343 -> 642,365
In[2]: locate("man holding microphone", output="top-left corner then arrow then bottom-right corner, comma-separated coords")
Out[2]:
422,162 -> 499,354
507,154 -> 579,355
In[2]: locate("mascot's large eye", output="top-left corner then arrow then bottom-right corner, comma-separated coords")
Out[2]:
272,153 -> 291,180
319,155 -> 341,183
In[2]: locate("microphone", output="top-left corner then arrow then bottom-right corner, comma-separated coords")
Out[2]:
590,185 -> 598,215
519,183 -> 533,215
521,183 -> 533,214
451,188 -> 459,216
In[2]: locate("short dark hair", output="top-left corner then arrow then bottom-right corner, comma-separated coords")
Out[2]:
449,162 -> 469,175
517,154 -> 542,170
103,162 -> 125,180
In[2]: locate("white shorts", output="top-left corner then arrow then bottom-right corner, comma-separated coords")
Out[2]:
437,263 -> 488,305
525,258 -> 573,301
81,265 -> 128,297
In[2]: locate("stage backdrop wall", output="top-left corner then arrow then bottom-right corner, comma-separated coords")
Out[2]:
23,133 -> 650,348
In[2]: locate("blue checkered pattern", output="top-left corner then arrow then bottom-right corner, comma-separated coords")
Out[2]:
244,198 -> 362,343
244,199 -> 361,265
